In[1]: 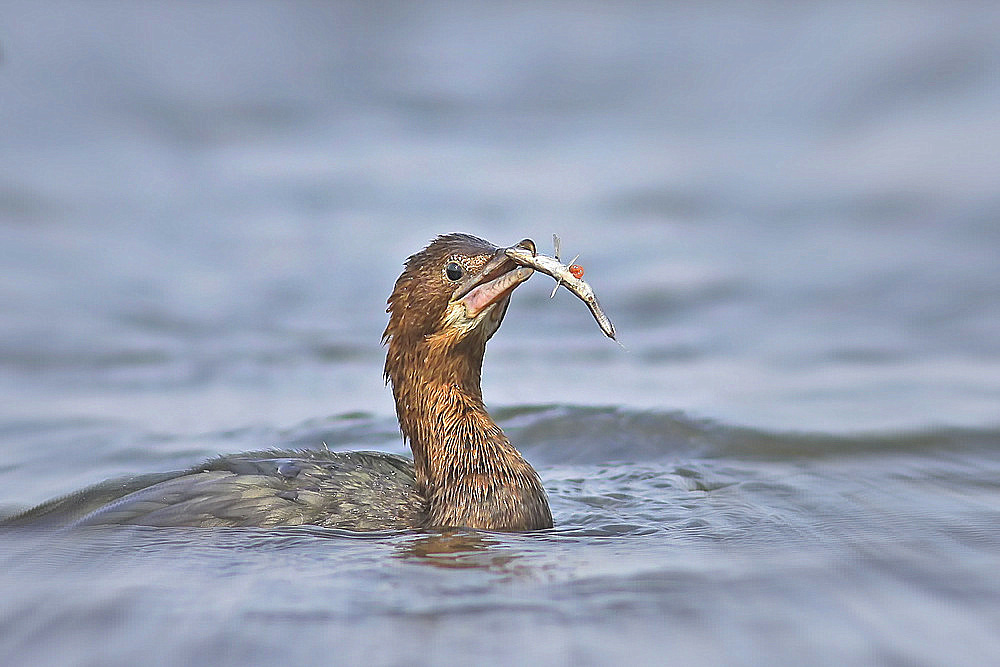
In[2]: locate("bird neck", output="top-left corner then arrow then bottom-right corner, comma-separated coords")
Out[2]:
385,337 -> 552,531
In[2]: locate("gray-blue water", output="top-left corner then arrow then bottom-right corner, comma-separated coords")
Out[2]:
2,2 -> 1000,665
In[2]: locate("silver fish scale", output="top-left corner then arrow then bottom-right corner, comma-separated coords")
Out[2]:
505,245 -> 617,340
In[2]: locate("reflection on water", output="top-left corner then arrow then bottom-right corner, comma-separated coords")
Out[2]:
395,530 -> 520,570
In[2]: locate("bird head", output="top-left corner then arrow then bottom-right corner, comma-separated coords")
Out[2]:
383,234 -> 535,354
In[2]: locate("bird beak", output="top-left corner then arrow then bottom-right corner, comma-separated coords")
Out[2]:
453,239 -> 536,319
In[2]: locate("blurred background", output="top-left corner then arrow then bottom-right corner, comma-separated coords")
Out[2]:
3,1 -> 998,436
2,2 -> 1000,665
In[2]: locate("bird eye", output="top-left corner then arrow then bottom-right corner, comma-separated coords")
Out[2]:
445,262 -> 464,281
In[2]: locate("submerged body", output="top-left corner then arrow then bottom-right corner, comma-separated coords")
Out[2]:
3,451 -> 424,529
2,234 -> 608,532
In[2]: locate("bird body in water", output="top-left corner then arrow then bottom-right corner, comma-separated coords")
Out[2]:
2,234 -> 554,532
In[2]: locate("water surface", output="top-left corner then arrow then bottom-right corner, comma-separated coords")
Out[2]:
2,2 -> 1000,665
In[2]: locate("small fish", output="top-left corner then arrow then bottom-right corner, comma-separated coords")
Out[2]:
505,236 -> 618,341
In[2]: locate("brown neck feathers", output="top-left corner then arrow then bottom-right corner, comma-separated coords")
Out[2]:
383,333 -> 552,531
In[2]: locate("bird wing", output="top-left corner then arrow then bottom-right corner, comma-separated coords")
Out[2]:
4,451 -> 425,531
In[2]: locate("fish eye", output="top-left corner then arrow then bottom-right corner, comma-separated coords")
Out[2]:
445,261 -> 464,281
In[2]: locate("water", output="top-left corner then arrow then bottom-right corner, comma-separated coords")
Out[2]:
2,1 -> 1000,664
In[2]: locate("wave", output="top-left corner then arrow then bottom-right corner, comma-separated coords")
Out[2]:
276,404 -> 1000,465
